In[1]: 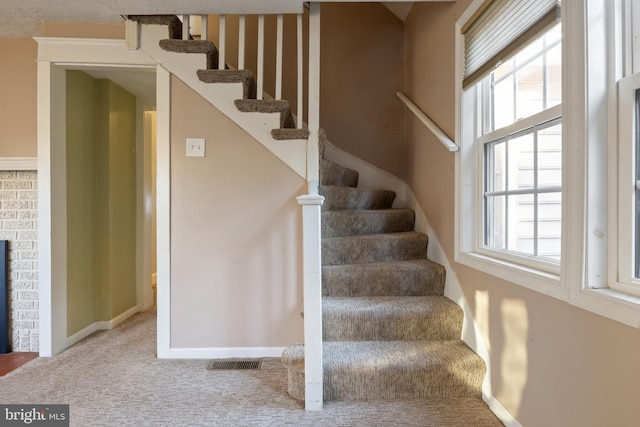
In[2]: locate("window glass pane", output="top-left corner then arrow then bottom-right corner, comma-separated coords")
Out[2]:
508,133 -> 534,191
511,193 -> 534,256
488,22 -> 561,133
546,44 -> 562,108
493,59 -> 514,81
516,37 -> 544,67
493,75 -> 515,129
538,192 -> 562,261
486,141 -> 507,192
538,123 -> 562,188
486,195 -> 506,250
516,56 -> 544,120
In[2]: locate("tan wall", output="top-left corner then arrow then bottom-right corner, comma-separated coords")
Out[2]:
0,24 -> 124,159
170,77 -> 305,348
0,39 -> 37,157
40,22 -> 125,39
320,3 -> 406,180
405,2 -> 640,426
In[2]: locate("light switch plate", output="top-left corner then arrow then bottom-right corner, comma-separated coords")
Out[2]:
186,138 -> 206,157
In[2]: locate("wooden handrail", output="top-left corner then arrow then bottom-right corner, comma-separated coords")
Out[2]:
396,91 -> 459,152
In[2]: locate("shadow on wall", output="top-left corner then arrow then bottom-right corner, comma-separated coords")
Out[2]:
475,290 -> 529,416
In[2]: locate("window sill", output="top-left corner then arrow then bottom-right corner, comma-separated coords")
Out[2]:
456,251 -> 640,329
455,251 -> 564,298
570,287 -> 640,329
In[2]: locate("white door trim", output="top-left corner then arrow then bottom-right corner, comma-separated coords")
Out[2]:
35,37 -> 165,356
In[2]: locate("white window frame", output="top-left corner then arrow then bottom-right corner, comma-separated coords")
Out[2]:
455,2 -> 564,299
456,0 -> 640,328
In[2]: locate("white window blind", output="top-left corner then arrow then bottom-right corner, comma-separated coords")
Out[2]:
463,0 -> 561,89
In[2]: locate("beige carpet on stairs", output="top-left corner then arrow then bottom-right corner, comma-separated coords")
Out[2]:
0,310 -> 503,426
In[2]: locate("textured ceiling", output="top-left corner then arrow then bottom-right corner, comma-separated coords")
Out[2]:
0,0 -> 307,37
0,1 -> 421,38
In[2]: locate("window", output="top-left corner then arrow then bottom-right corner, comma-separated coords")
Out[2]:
456,0 -> 640,327
455,0 -> 563,290
615,0 -> 640,296
481,25 -> 562,265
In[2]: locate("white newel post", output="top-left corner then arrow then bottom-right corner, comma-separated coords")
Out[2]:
300,2 -> 323,411
297,194 -> 324,411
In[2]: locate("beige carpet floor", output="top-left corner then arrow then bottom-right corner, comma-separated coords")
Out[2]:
0,310 -> 504,426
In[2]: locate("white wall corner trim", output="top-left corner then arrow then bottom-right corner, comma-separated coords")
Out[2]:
166,347 -> 286,359
0,157 -> 38,170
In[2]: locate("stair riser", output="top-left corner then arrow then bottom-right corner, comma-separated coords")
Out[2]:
320,159 -> 359,187
285,367 -> 484,401
323,368 -> 483,400
322,234 -> 428,266
320,186 -> 396,211
322,209 -> 415,238
323,316 -> 462,341
323,262 -> 446,297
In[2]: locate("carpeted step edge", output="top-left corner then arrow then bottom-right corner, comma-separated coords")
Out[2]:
234,99 -> 295,128
271,129 -> 309,140
128,15 -> 183,40
282,340 -> 486,401
160,40 -> 219,70
323,296 -> 463,341
322,259 -> 446,297
197,69 -> 257,99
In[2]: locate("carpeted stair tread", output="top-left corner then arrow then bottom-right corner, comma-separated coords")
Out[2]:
322,232 -> 428,266
282,340 -> 485,400
128,15 -> 182,40
320,159 -> 359,187
160,40 -> 219,69
271,129 -> 310,140
322,208 -> 415,238
319,185 -> 396,211
234,99 -> 295,128
322,259 -> 446,297
197,69 -> 257,99
323,296 -> 463,341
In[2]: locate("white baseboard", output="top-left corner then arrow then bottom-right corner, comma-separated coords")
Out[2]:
96,305 -> 140,330
66,323 -> 101,348
163,347 -> 286,359
323,143 -> 519,426
65,305 -> 140,348
484,395 -> 523,427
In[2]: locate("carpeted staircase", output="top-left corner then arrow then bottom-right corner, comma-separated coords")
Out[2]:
128,13 -> 489,409
281,159 -> 487,402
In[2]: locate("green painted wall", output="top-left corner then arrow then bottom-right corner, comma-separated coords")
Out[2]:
66,72 -> 137,335
66,70 -> 98,336
105,80 -> 137,318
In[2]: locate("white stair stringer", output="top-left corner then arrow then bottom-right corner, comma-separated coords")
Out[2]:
139,23 -> 307,178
